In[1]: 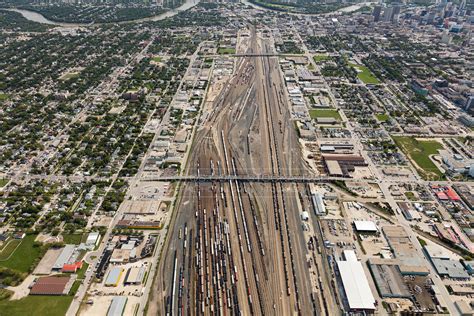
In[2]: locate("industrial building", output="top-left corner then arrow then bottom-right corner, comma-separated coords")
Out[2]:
30,276 -> 73,296
368,258 -> 411,299
124,266 -> 146,285
52,244 -> 78,271
425,244 -> 469,279
382,226 -> 429,275
105,267 -> 124,287
336,250 -> 376,312
86,232 -> 100,247
353,220 -> 378,234
311,192 -> 326,216
322,154 -> 367,177
398,202 -> 422,221
454,300 -> 473,316
431,259 -> 469,279
107,296 -> 128,316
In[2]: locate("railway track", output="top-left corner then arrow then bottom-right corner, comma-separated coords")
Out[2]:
158,26 -> 318,316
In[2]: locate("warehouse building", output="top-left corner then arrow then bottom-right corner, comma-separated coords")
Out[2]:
311,192 -> 326,216
336,250 -> 376,312
322,154 -> 367,177
52,244 -> 77,271
382,226 -> 429,275
368,258 -> 411,299
124,266 -> 146,285
107,296 -> 128,316
30,276 -> 73,296
86,232 -> 100,247
105,267 -> 124,287
424,245 -> 469,279
431,259 -> 469,279
353,220 -> 378,234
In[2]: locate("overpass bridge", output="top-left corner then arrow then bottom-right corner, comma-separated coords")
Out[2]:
141,175 -> 352,183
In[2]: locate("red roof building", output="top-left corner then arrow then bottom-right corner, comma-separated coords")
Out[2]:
30,276 -> 71,295
446,187 -> 460,201
62,261 -> 83,273
436,191 -> 449,200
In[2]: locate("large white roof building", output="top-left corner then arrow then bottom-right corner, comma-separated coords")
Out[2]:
337,250 -> 376,311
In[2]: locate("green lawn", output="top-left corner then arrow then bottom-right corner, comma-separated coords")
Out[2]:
61,233 -> 83,245
0,234 -> 41,273
0,179 -> 8,188
0,295 -> 73,316
392,136 -> 444,180
405,191 -> 416,201
376,113 -> 390,122
350,63 -> 380,84
151,56 -> 163,62
217,47 -> 236,55
309,109 -> 341,120
76,262 -> 89,280
69,280 -> 81,295
0,239 -> 21,261
0,93 -> 7,101
313,54 -> 330,63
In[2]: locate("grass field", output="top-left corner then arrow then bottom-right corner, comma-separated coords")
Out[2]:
0,234 -> 41,273
69,280 -> 81,295
59,73 -> 79,81
217,47 -> 236,55
309,109 -> 341,120
392,136 -> 444,180
0,93 -> 8,101
0,239 -> 21,261
76,262 -> 89,280
313,54 -> 330,63
0,295 -> 73,316
151,56 -> 162,62
376,113 -> 390,122
61,233 -> 84,245
350,63 -> 380,84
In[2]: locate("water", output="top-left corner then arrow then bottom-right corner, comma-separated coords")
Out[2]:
241,0 -> 374,15
5,0 -> 200,27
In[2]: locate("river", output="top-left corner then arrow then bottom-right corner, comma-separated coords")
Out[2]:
240,0 -> 375,16
5,0 -> 199,27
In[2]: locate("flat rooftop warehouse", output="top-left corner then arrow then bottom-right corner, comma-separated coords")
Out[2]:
353,220 -> 378,233
431,258 -> 470,279
337,254 -> 376,311
369,260 -> 411,298
105,267 -> 124,287
107,296 -> 128,316
30,276 -> 72,295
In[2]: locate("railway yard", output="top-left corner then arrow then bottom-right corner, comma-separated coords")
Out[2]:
151,27 -> 327,315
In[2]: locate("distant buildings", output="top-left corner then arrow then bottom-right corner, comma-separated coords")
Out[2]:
383,7 -> 394,22
410,80 -> 429,96
372,5 -> 382,22
465,96 -> 474,113
439,150 -> 474,177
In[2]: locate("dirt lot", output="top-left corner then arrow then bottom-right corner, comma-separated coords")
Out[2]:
33,247 -> 62,275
